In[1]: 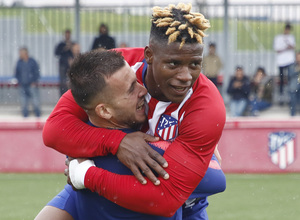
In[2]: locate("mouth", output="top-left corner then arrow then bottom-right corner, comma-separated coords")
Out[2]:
137,99 -> 145,111
170,85 -> 189,95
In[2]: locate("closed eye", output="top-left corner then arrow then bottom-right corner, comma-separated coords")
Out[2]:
128,80 -> 137,94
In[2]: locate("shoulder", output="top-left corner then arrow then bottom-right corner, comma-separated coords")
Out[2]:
29,57 -> 38,64
274,34 -> 284,41
113,48 -> 145,65
187,74 -> 225,111
244,76 -> 250,81
178,75 -> 226,141
58,41 -> 65,46
93,36 -> 100,41
290,34 -> 296,40
194,74 -> 222,95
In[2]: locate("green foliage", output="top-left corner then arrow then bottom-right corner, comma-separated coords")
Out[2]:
0,7 -> 151,33
1,7 -> 299,50
234,19 -> 300,51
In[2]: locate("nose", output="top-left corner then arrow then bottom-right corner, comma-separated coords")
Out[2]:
137,83 -> 147,97
177,66 -> 192,82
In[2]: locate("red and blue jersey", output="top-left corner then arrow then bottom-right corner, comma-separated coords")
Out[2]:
75,126 -> 225,220
43,47 -> 226,218
48,125 -> 225,219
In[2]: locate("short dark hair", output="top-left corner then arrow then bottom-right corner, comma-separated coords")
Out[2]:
68,50 -> 125,109
19,46 -> 28,52
256,67 -> 266,75
100,23 -> 107,29
236,65 -> 243,70
209,42 -> 216,48
99,23 -> 108,33
150,3 -> 210,49
285,23 -> 292,30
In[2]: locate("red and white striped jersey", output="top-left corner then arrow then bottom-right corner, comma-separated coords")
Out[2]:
116,47 -> 226,177
116,47 -> 223,140
43,47 -> 226,177
116,47 -> 191,141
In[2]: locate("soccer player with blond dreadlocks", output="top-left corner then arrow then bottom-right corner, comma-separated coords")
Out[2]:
41,3 -> 226,220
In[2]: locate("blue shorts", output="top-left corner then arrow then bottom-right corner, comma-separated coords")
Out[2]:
182,198 -> 209,220
47,184 -> 79,220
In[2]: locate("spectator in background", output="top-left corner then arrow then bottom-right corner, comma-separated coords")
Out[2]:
55,29 -> 75,96
202,42 -> 223,87
119,42 -> 128,48
15,47 -> 41,117
227,66 -> 251,117
249,67 -> 273,116
68,43 -> 81,67
273,23 -> 296,105
91,23 -> 116,50
288,51 -> 300,116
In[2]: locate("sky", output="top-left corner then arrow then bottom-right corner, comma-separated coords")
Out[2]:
1,0 -> 300,7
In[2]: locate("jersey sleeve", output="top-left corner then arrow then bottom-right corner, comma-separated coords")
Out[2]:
166,76 -> 226,177
84,77 -> 226,217
189,154 -> 226,199
85,152 -> 202,217
42,90 -> 126,157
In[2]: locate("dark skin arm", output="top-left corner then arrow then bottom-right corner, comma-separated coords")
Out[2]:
64,132 -> 169,186
117,132 -> 169,184
65,133 -> 169,185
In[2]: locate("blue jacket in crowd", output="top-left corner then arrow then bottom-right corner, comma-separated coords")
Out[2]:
15,58 -> 40,86
227,76 -> 251,100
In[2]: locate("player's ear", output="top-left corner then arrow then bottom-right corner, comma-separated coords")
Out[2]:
95,103 -> 113,120
144,46 -> 153,64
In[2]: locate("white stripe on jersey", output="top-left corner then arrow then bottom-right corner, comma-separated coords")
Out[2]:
170,88 -> 193,124
146,88 -> 194,139
131,62 -> 143,72
146,93 -> 171,136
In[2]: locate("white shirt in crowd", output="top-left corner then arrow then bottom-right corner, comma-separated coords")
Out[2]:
273,34 -> 295,67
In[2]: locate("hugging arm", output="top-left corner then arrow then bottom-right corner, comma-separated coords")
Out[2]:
71,94 -> 226,217
43,90 -> 168,184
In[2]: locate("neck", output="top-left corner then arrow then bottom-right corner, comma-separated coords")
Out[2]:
145,67 -> 167,101
89,115 -> 129,130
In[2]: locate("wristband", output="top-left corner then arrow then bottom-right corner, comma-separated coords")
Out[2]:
69,159 -> 95,189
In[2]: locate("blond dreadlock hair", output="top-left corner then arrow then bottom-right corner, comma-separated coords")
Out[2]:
150,3 -> 210,49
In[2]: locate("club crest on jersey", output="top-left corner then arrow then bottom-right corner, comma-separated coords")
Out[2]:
156,114 -> 178,141
268,131 -> 296,169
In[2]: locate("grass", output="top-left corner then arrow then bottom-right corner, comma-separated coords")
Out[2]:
0,173 -> 299,220
0,173 -> 66,220
207,173 -> 300,220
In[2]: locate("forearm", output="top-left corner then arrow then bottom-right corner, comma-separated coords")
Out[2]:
85,153 -> 202,217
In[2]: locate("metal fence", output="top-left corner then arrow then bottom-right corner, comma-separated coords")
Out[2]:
0,3 -> 300,104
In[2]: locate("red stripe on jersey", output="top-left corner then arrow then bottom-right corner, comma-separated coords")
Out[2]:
147,97 -> 159,121
114,47 -> 145,68
150,141 -> 171,151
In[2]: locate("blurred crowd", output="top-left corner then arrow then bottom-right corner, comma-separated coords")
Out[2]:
14,22 -> 299,118
203,23 -> 299,117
